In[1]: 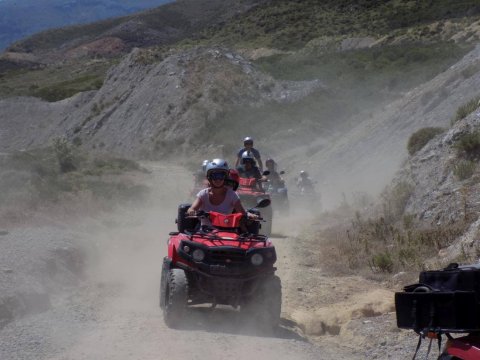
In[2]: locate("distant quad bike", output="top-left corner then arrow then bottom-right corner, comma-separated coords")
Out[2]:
236,176 -> 273,235
395,263 -> 480,359
159,199 -> 281,330
265,174 -> 290,216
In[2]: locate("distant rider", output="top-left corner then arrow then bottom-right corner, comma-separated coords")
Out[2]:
296,170 -> 314,193
265,158 -> 284,190
234,136 -> 263,172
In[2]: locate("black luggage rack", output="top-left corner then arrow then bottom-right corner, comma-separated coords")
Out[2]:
395,263 -> 480,334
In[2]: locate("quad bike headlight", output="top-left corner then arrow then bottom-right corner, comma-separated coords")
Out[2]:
192,249 -> 205,262
251,253 -> 264,266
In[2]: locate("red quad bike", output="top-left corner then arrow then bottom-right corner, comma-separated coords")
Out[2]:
236,176 -> 273,236
159,198 -> 281,330
395,263 -> 480,359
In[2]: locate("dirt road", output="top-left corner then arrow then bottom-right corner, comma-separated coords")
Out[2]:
0,162 -> 365,360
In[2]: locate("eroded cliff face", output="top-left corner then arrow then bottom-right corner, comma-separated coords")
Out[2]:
0,46 -> 322,159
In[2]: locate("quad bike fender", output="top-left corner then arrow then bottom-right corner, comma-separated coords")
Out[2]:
444,335 -> 480,359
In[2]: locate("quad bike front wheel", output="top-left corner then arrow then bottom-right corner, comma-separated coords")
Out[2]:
437,354 -> 461,360
162,268 -> 188,328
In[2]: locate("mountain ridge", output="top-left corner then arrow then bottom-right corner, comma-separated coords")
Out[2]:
0,0 -> 173,51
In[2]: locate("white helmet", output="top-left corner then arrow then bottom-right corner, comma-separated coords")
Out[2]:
201,159 -> 209,172
243,136 -> 253,145
241,151 -> 255,164
206,158 -> 229,177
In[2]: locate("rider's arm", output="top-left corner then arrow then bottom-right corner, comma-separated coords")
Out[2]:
233,199 -> 258,219
257,156 -> 263,172
187,197 -> 203,215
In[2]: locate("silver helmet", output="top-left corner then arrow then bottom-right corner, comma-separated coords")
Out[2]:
206,158 -> 229,177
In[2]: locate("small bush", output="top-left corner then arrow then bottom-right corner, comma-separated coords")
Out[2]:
453,160 -> 476,180
455,131 -> 480,159
52,137 -> 76,173
382,181 -> 414,220
452,96 -> 480,123
371,252 -> 394,273
407,127 -> 444,155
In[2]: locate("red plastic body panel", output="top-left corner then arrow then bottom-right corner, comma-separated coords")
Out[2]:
239,178 -> 257,187
167,229 -> 274,265
237,177 -> 267,197
209,212 -> 243,228
445,335 -> 480,359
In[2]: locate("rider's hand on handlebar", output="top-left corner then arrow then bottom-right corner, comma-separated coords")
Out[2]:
247,212 -> 259,220
187,208 -> 196,216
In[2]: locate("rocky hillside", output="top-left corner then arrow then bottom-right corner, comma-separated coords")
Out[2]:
1,0 -> 480,200
0,0 -> 172,51
0,46 -> 320,160
389,88 -> 480,266
283,44 -> 480,206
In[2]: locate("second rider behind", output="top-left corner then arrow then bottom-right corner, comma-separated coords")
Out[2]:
237,151 -> 266,191
187,159 -> 257,224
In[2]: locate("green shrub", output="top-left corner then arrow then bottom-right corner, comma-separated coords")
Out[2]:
455,131 -> 480,158
382,181 -> 414,220
454,160 -> 476,180
371,252 -> 394,273
452,96 -> 480,123
407,127 -> 444,155
52,137 -> 76,173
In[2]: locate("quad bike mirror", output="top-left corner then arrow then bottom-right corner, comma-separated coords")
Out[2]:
262,170 -> 270,176
256,198 -> 271,208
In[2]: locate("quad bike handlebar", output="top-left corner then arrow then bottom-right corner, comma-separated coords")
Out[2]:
187,210 -> 264,222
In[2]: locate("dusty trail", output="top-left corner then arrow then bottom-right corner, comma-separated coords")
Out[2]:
0,161 -> 359,360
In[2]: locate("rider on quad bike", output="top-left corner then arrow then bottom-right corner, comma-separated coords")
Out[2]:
236,152 -> 273,235
265,158 -> 284,190
235,137 -> 263,172
265,159 -> 289,215
296,170 -> 315,193
237,151 -> 266,191
187,159 -> 258,223
160,160 -> 281,330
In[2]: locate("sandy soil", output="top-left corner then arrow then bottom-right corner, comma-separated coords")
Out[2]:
0,161 -> 427,360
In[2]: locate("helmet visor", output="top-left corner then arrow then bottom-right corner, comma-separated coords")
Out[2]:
209,172 -> 227,180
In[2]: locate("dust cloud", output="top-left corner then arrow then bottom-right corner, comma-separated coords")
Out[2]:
40,161 -> 348,360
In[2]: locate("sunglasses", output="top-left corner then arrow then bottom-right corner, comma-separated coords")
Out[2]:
244,142 -> 253,146
209,172 -> 226,180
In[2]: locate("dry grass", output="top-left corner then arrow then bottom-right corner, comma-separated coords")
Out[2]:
0,144 -> 150,227
313,183 -> 469,276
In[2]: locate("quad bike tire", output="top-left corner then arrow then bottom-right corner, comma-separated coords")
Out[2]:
241,275 -> 282,330
162,268 -> 188,328
261,205 -> 273,236
437,355 -> 461,360
159,258 -> 169,309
